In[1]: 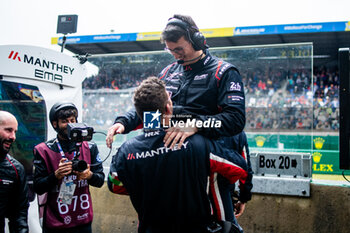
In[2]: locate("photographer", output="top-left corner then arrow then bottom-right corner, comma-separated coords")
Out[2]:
33,102 -> 104,233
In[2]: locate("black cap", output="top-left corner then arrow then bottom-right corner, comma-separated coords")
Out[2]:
49,102 -> 78,130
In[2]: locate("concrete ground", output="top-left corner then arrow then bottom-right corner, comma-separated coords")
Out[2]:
90,178 -> 350,233
6,174 -> 350,233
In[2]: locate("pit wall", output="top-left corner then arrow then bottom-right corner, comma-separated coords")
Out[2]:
91,183 -> 350,233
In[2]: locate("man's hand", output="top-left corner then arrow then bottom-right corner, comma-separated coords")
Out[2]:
74,164 -> 93,180
106,123 -> 125,148
234,201 -> 246,218
164,126 -> 198,149
55,158 -> 72,180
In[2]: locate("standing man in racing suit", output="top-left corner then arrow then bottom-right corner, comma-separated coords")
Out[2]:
0,111 -> 29,233
108,77 -> 248,233
33,102 -> 105,233
106,14 -> 252,231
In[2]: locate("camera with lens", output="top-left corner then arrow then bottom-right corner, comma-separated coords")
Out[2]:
67,123 -> 94,172
67,123 -> 94,142
71,157 -> 88,172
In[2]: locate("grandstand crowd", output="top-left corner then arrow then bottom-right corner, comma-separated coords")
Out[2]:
83,61 -> 162,90
82,62 -> 339,132
82,91 -> 134,130
243,66 -> 339,131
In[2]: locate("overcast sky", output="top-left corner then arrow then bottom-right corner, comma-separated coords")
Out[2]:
1,0 -> 349,52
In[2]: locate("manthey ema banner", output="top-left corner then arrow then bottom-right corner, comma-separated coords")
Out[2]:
0,45 -> 86,87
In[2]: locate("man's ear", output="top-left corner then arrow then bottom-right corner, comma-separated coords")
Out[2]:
165,102 -> 173,116
52,121 -> 58,129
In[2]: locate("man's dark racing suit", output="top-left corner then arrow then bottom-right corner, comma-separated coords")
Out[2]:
116,51 -> 245,139
108,129 -> 248,233
114,51 -> 252,223
0,154 -> 28,233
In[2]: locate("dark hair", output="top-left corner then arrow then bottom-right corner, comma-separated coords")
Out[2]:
57,108 -> 78,121
161,14 -> 199,43
133,77 -> 168,120
49,102 -> 78,131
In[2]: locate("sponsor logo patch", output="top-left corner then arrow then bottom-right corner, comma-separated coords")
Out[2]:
0,179 -> 14,185
228,95 -> 244,102
194,74 -> 208,81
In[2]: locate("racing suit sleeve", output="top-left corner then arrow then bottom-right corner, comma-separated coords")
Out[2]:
114,109 -> 143,134
9,163 -> 29,233
87,142 -> 105,188
107,149 -> 128,195
196,68 -> 246,139
238,140 -> 253,203
33,148 -> 59,195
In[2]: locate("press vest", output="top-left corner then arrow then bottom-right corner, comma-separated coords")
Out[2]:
35,141 -> 93,229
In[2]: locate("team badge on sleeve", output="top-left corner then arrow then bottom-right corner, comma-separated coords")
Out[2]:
229,82 -> 242,91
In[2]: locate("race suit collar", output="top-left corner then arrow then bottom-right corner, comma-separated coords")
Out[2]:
183,50 -> 211,72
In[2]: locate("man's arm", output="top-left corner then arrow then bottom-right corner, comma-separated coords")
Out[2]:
9,163 -> 29,233
107,149 -> 128,195
106,110 -> 141,148
33,148 -> 59,195
114,110 -> 142,133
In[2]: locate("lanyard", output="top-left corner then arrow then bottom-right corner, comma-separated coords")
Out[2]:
55,138 -> 76,159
